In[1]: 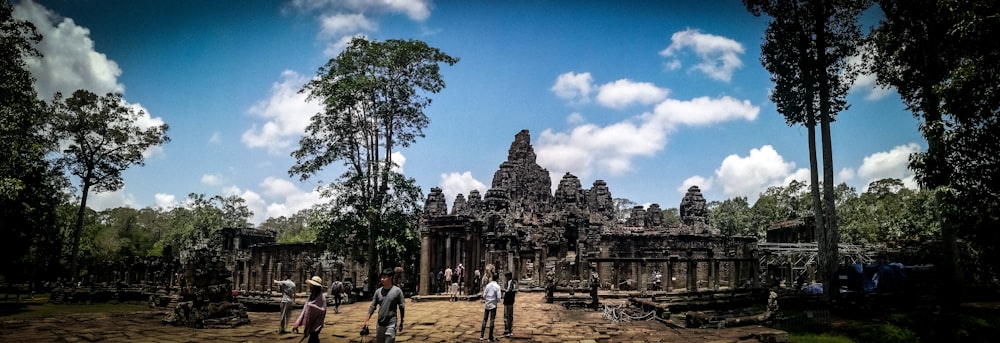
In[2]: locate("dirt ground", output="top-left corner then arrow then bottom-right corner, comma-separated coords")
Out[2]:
0,292 -> 787,342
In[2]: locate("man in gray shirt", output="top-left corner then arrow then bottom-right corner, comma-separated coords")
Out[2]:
364,268 -> 405,343
272,273 -> 295,334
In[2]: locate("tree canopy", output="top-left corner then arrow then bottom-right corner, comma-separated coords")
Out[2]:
292,37 -> 457,288
50,90 -> 170,279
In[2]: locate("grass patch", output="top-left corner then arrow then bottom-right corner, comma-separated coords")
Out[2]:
0,293 -> 149,320
787,332 -> 855,343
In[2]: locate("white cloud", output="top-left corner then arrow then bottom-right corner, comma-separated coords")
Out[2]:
201,174 -> 225,186
209,131 -> 222,144
566,112 -> 586,125
855,143 -> 919,190
539,94 -> 759,184
439,171 -> 487,206
659,28 -> 744,82
847,54 -> 893,100
319,13 -> 376,38
14,0 -> 123,100
258,178 -> 327,222
86,188 -> 136,211
154,193 -> 177,209
291,0 -> 431,56
551,72 -> 594,104
678,175 -> 713,195
242,70 -> 322,154
714,145 -> 798,200
596,79 -> 669,109
647,96 -> 759,127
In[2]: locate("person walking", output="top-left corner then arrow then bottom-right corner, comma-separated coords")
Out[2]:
480,273 -> 501,341
292,276 -> 327,343
444,266 -> 453,298
364,269 -> 406,343
501,270 -> 518,337
330,278 -> 345,314
272,273 -> 295,334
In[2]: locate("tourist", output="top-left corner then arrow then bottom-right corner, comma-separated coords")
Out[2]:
364,268 -> 406,343
456,263 -> 465,295
292,276 -> 327,343
436,268 -> 444,293
271,273 -> 295,334
330,278 -> 345,314
480,273 -> 501,341
501,270 -> 518,337
473,269 -> 481,294
444,266 -> 453,297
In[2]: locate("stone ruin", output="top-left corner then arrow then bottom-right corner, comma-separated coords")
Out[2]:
161,231 -> 250,328
417,130 -> 760,296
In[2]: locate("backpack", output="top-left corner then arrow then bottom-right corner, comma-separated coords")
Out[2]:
331,281 -> 343,294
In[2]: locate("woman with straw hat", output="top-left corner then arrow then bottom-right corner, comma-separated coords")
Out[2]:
293,276 -> 328,343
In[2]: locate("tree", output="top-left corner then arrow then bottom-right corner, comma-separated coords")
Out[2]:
51,90 -> 170,280
870,0 -> 1000,313
1,0 -> 66,284
613,198 -> 637,223
745,0 -> 869,299
708,196 -> 753,237
661,207 -> 681,227
292,37 -> 458,289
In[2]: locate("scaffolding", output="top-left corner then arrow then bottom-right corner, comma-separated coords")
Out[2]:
758,242 -> 876,287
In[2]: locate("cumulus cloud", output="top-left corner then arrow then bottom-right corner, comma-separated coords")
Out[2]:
541,71 -> 760,184
242,70 -> 322,154
201,174 -> 225,186
154,193 -> 177,209
659,28 -> 744,82
291,0 -> 431,21
319,13 -> 376,38
647,96 -> 759,128
596,79 -> 669,109
551,72 -> 594,104
86,189 -> 136,211
847,54 -> 893,100
679,175 -> 713,195
14,0 -> 123,100
439,171 -> 487,206
855,143 -> 920,190
714,145 -> 800,200
290,0 -> 432,56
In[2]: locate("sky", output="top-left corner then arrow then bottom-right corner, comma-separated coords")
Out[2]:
13,0 -> 923,225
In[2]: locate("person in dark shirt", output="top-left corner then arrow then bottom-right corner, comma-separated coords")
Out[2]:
364,269 -> 405,343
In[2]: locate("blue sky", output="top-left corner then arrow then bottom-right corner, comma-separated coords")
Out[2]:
14,0 -> 922,224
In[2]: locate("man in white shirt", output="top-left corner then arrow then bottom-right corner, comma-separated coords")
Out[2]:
480,274 -> 501,341
272,274 -> 295,334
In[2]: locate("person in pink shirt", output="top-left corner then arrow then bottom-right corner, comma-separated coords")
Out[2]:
293,276 -> 327,343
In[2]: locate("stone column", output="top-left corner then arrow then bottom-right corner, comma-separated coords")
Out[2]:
419,232 -> 431,296
445,235 -> 453,269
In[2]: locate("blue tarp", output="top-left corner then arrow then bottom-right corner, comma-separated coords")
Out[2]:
848,262 -> 907,292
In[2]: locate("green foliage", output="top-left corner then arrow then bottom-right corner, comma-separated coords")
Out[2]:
708,196 -> 753,237
262,209 -> 316,243
293,37 -> 457,287
840,321 -> 919,343
661,207 -> 680,227
49,89 -> 170,279
1,0 -> 66,284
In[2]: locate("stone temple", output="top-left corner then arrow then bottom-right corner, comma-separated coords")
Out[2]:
418,130 -> 759,295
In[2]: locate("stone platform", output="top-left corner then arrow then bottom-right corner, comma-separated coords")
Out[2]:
0,292 -> 786,342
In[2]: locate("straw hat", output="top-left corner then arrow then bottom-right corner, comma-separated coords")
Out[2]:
306,276 -> 324,287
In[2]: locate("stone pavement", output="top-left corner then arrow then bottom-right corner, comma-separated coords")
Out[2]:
0,292 -> 785,342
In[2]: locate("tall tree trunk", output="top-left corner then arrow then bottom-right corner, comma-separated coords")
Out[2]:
806,108 -> 825,288
814,0 -> 839,301
69,182 -> 91,282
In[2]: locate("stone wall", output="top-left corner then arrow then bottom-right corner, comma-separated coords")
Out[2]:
418,130 -> 759,295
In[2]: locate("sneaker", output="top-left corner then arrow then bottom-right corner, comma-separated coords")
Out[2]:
479,337 -> 484,341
